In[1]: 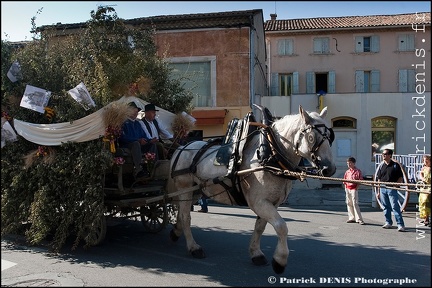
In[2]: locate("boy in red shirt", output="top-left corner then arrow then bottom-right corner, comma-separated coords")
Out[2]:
343,157 -> 365,225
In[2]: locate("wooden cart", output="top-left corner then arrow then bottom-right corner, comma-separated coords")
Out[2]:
86,153 -> 199,246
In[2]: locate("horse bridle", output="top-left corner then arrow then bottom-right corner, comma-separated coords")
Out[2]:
295,123 -> 334,167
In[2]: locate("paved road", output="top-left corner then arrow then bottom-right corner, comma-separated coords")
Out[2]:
2,187 -> 430,287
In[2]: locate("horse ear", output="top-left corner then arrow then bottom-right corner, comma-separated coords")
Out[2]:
320,106 -> 328,118
299,105 -> 312,124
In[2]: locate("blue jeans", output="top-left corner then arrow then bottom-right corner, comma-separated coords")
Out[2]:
380,187 -> 405,227
198,195 -> 208,212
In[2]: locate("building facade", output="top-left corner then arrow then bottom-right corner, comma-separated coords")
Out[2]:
263,12 -> 431,180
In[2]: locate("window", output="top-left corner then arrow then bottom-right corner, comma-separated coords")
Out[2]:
313,37 -> 330,54
363,37 -> 371,52
168,56 -> 216,107
332,117 -> 356,129
277,39 -> 294,56
355,36 -> 380,53
371,117 -> 396,161
355,70 -> 380,93
306,71 -> 336,94
279,74 -> 293,96
398,34 -> 415,51
270,72 -> 299,96
398,69 -> 416,92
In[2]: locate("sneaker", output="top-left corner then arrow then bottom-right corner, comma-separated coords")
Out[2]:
358,221 -> 365,225
198,209 -> 208,213
346,219 -> 356,223
382,223 -> 392,229
397,226 -> 406,232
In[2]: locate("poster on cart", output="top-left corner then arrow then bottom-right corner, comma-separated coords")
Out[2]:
68,82 -> 96,110
20,85 -> 52,114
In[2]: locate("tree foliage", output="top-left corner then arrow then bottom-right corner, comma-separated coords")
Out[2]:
1,7 -> 193,251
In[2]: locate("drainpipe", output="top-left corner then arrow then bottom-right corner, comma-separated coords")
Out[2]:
249,15 -> 255,111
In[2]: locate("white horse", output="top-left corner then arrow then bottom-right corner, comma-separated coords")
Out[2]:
166,105 -> 336,274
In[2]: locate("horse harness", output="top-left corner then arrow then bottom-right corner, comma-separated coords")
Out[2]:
170,105 -> 334,206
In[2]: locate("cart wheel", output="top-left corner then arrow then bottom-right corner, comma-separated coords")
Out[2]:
140,203 -> 168,233
85,213 -> 107,246
374,162 -> 410,212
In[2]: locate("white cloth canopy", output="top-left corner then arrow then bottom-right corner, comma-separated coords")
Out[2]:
13,96 -> 175,146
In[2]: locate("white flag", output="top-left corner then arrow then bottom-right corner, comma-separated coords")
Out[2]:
1,119 -> 18,148
7,60 -> 22,82
68,82 -> 96,110
20,85 -> 51,113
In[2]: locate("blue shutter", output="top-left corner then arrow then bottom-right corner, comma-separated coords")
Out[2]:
323,37 -> 330,53
287,39 -> 294,55
313,38 -> 321,54
292,72 -> 299,94
355,36 -> 363,53
271,73 -> 279,96
371,36 -> 380,52
406,34 -> 415,51
407,69 -> 416,92
328,71 -> 336,93
370,70 -> 380,92
398,69 -> 408,92
277,41 -> 285,55
306,72 -> 315,94
355,70 -> 364,92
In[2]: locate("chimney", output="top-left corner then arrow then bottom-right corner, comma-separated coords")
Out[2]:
270,13 -> 277,20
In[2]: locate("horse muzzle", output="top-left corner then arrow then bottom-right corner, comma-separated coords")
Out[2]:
319,163 -> 336,177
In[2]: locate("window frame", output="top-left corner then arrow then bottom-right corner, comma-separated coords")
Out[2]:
355,35 -> 380,53
167,56 -> 216,107
355,70 -> 380,93
398,69 -> 416,92
332,117 -> 357,129
398,34 -> 415,52
313,37 -> 330,54
371,116 -> 396,161
277,39 -> 294,56
279,73 -> 293,96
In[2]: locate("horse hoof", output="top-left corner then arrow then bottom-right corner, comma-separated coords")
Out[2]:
251,255 -> 268,266
169,229 -> 179,242
190,248 -> 206,259
272,258 -> 285,274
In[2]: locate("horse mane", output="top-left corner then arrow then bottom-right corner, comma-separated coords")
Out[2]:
271,113 -> 301,138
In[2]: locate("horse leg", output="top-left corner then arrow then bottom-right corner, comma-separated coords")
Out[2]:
249,216 -> 268,266
252,203 -> 288,275
270,216 -> 288,275
170,191 -> 206,259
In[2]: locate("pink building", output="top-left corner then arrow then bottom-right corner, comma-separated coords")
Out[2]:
263,12 -> 431,181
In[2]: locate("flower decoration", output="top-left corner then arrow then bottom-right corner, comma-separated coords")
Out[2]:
129,82 -> 139,95
1,111 -> 12,121
113,157 -> 125,165
36,146 -> 48,157
103,125 -> 122,153
144,152 -> 156,172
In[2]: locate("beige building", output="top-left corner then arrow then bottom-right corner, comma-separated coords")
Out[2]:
263,12 -> 431,180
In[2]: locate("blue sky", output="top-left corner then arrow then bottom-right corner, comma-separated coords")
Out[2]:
1,1 -> 430,42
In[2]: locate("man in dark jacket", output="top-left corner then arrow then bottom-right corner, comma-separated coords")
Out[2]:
375,149 -> 406,232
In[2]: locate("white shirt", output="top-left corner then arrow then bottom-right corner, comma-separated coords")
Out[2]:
140,117 -> 173,140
